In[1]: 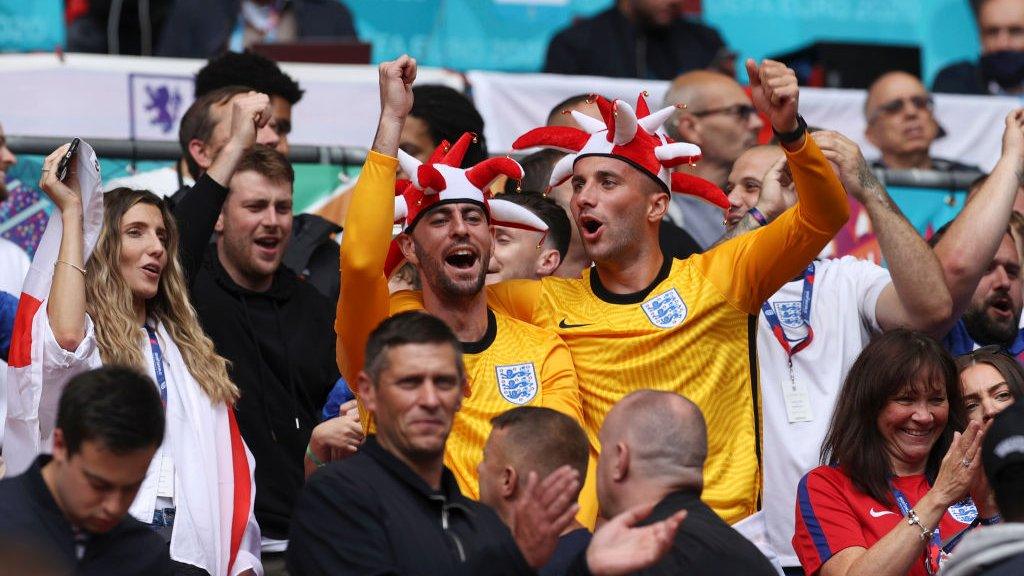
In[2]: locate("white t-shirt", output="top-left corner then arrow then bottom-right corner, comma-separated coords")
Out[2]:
758,256 -> 891,567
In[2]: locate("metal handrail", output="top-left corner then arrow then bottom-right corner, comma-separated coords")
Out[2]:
8,135 -> 987,190
6,135 -> 369,166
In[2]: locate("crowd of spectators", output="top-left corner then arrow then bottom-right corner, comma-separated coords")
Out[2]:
3,1 -> 1024,576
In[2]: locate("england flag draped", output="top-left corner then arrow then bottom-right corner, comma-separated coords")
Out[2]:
2,141 -> 104,474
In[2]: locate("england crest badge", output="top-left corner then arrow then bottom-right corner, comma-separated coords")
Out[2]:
496,363 -> 539,405
774,301 -> 809,341
947,498 -> 978,525
641,289 -> 688,329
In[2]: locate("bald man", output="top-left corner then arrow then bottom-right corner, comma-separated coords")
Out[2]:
865,71 -> 979,172
596,390 -> 775,575
722,144 -> 788,229
662,70 -> 764,248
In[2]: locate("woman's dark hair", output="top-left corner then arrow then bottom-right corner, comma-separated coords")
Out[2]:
956,346 -> 1024,403
820,329 -> 966,505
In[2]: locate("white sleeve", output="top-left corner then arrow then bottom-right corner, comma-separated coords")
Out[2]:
838,256 -> 892,334
36,308 -> 98,443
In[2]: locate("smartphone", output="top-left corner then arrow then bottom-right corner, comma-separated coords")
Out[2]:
56,137 -> 81,182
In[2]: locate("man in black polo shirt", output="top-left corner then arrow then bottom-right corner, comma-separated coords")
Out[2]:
595,390 -> 776,575
288,311 -> 687,575
0,367 -> 170,575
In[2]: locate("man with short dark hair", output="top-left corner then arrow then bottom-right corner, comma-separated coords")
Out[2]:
596,390 -> 775,575
941,402 -> 1024,576
291,311 -> 686,575
934,0 -> 1024,94
492,58 -> 849,525
0,366 -> 170,574
479,407 -> 593,576
173,98 -> 347,571
338,56 -> 589,523
487,192 -> 572,284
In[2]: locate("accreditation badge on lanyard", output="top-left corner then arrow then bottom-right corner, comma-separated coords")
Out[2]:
761,263 -> 815,423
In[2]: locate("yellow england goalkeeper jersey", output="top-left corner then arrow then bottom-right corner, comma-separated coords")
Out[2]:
485,135 -> 849,523
336,151 -> 592,521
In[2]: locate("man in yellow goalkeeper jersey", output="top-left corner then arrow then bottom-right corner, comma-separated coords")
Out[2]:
336,55 -> 593,522
478,58 -> 849,524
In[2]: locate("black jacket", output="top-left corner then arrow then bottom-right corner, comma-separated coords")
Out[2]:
933,60 -> 990,95
157,0 -> 357,59
288,436 -> 542,575
174,173 -> 338,541
632,489 -> 775,575
0,456 -> 171,575
544,7 -> 725,79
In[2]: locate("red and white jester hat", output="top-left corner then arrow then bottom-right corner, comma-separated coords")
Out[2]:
512,93 -> 729,209
383,133 -> 549,277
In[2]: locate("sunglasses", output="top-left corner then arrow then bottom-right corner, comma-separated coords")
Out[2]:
691,104 -> 758,121
869,95 -> 934,122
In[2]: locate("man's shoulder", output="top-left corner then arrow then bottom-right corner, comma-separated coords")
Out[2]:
982,551 -> 1024,576
551,7 -> 619,42
669,16 -> 724,41
933,60 -> 987,94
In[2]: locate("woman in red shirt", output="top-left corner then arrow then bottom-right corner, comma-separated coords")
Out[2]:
793,329 -> 993,576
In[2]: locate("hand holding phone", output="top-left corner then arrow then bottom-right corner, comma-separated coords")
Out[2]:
56,137 -> 81,182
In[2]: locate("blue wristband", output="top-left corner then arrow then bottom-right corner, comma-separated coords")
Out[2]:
747,207 -> 769,226
980,514 -> 1002,526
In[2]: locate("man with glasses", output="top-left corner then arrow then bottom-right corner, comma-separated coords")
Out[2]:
865,71 -> 979,173
662,70 -> 764,248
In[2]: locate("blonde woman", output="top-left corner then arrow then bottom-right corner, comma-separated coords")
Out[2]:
8,143 -> 261,575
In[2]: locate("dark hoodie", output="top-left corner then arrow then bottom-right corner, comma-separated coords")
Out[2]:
174,173 -> 338,541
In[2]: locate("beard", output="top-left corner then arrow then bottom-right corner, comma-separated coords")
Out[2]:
962,301 -> 1021,347
413,238 -> 488,301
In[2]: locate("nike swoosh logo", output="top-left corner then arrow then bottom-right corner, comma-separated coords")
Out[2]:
869,508 -> 895,518
558,319 -> 592,329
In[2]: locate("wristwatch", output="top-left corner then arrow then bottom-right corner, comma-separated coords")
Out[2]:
774,115 -> 807,144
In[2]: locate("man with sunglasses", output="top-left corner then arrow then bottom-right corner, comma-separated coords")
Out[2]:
865,71 -> 980,173
662,70 -> 764,248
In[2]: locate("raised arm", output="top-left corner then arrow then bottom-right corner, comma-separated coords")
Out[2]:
934,109 -> 1024,320
174,91 -> 272,285
697,60 -> 849,314
814,131 -> 953,336
40,144 -> 88,351
336,56 -> 416,384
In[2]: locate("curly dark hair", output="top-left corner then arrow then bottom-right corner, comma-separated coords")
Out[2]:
194,51 -> 304,104
410,85 -> 487,167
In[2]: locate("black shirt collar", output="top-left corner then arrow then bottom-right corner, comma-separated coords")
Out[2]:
361,435 -> 465,502
460,309 -> 497,355
589,253 -> 673,305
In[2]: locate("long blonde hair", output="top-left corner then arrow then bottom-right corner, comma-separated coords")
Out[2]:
85,188 -> 238,404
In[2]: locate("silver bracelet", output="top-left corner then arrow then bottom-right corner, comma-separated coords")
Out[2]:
54,259 -> 87,276
906,508 -> 934,542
